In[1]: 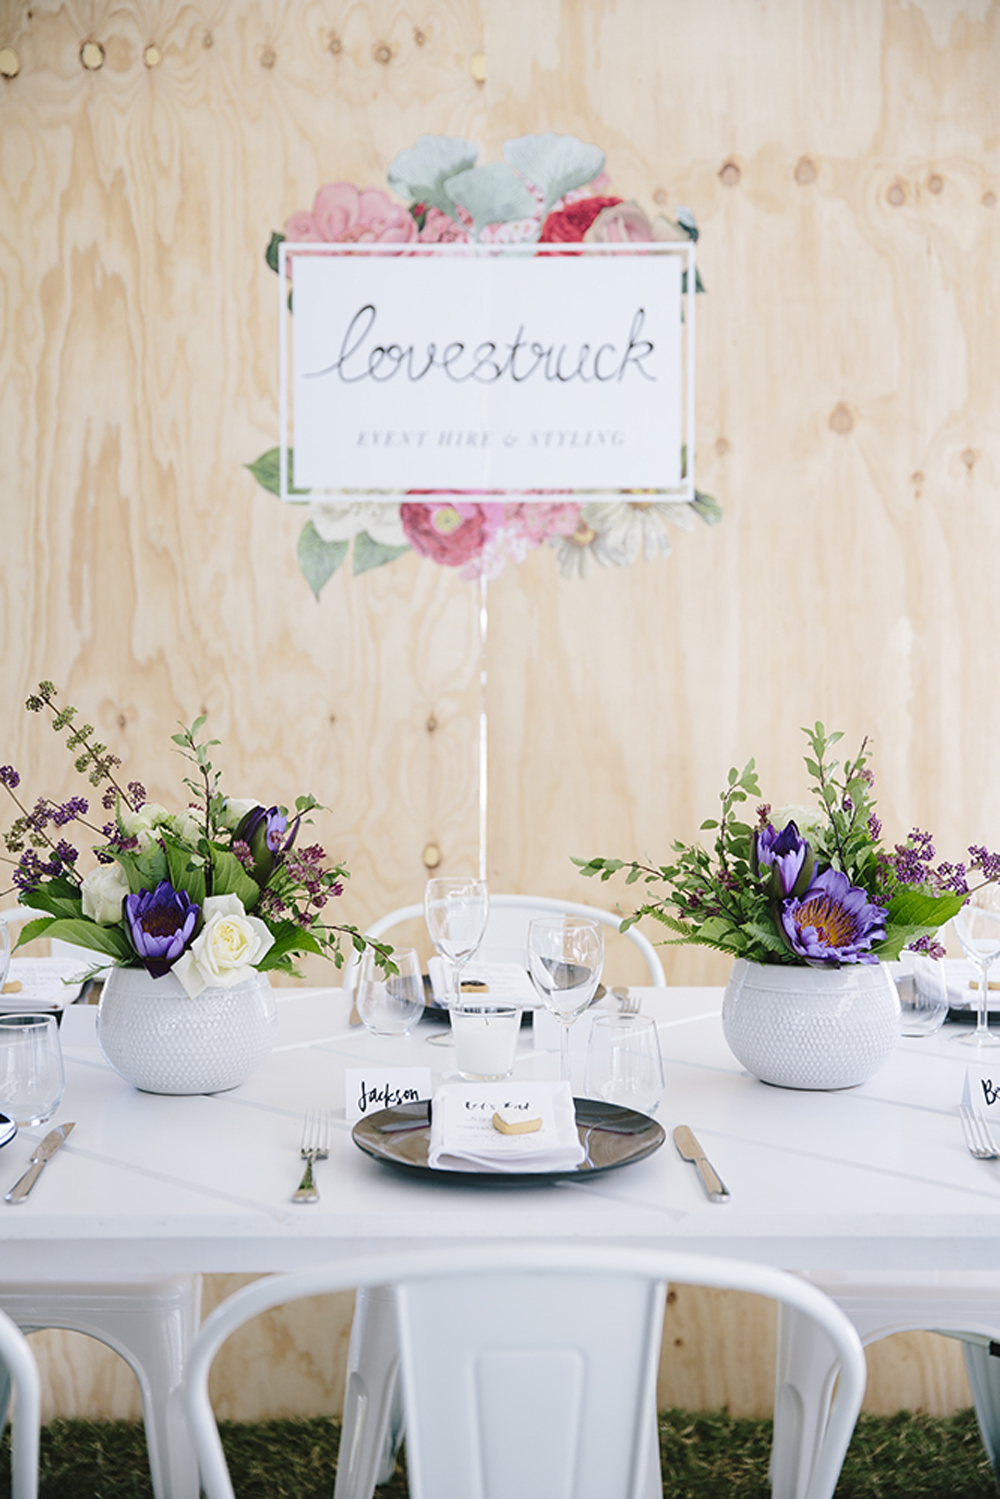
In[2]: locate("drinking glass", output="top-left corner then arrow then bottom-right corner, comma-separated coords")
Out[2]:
424,878 -> 489,1049
896,951 -> 949,1038
527,916 -> 603,1084
0,922 -> 9,992
584,1013 -> 665,1115
356,948 -> 425,1037
0,1014 -> 65,1125
953,892 -> 1000,1048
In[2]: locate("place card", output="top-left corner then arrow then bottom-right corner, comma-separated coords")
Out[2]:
344,1066 -> 432,1126
428,1080 -> 584,1172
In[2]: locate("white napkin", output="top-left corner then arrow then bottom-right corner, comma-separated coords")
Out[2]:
428,1080 -> 585,1173
427,959 -> 538,1007
0,957 -> 86,1012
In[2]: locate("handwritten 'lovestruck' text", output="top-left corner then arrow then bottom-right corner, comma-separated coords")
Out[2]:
307,305 -> 656,387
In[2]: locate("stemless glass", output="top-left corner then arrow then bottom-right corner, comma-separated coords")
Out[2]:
528,916 -> 604,1084
953,892 -> 1000,1048
585,1013 -> 665,1115
0,1014 -> 65,1125
896,950 -> 950,1038
424,878 -> 490,1049
356,948 -> 425,1037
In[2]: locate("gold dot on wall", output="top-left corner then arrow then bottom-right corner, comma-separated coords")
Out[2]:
794,157 -> 817,186
719,160 -> 741,187
0,47 -> 21,78
143,44 -> 161,68
829,403 -> 855,435
983,191 -> 997,209
928,173 -> 943,194
80,39 -> 105,70
886,180 -> 906,207
470,50 -> 486,83
423,842 -> 442,870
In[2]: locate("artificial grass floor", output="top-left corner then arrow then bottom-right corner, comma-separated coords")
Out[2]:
0,1408 -> 995,1497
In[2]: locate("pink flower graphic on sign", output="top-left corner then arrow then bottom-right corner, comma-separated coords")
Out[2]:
285,183 -> 417,246
418,206 -> 470,243
400,501 -> 505,568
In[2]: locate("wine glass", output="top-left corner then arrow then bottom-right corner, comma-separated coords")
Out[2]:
953,891 -> 1000,1048
423,877 -> 489,1049
355,948 -> 425,1037
527,916 -> 604,1085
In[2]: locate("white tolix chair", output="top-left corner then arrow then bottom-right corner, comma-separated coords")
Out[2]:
0,907 -> 202,1499
341,893 -> 666,991
338,892 -> 665,1497
0,1304 -> 41,1499
772,1270 -> 1000,1499
184,1244 -> 867,1499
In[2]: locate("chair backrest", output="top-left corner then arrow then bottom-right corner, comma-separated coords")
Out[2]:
0,905 -> 106,971
342,893 -> 666,990
184,1243 -> 866,1499
0,1304 -> 41,1499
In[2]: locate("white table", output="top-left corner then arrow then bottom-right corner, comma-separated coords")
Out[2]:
1,986 -> 997,1278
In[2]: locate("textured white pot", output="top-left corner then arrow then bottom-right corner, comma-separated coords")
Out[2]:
97,965 -> 277,1094
721,958 -> 900,1090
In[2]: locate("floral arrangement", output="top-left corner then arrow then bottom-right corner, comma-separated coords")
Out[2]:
1,684 -> 391,996
576,723 -> 997,968
247,132 -> 721,596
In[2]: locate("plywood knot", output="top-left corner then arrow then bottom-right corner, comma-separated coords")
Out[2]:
80,40 -> 105,70
928,174 -> 943,195
328,33 -> 342,55
413,28 -> 427,46
719,160 -> 741,188
715,437 -> 731,457
0,47 -> 21,78
962,449 -> 977,470
261,47 -> 276,68
794,158 -> 817,186
983,192 -> 997,209
373,42 -> 392,65
828,404 -> 854,436
886,180 -> 906,207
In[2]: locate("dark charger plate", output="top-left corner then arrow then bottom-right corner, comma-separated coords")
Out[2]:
352,1098 -> 665,1183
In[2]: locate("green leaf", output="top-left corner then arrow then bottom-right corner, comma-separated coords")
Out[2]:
14,917 -> 57,950
297,523 -> 348,599
16,888 -> 83,921
256,921 -> 325,971
27,919 -> 133,961
161,834 -> 207,908
246,448 -> 282,496
352,531 -> 411,575
208,848 -> 260,909
266,230 -> 285,274
114,846 -> 168,895
886,889 -> 966,930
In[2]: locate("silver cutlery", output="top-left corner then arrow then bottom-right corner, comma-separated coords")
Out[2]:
612,986 -> 641,1015
292,1109 -> 330,1203
5,1121 -> 75,1204
959,1104 -> 1000,1160
674,1124 -> 730,1203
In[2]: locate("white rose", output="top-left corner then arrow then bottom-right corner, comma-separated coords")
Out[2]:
218,798 -> 260,832
172,893 -> 274,999
165,810 -> 202,844
773,805 -> 825,840
80,864 -> 130,925
309,501 -> 406,549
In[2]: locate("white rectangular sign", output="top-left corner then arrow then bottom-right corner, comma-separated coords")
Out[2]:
279,243 -> 693,501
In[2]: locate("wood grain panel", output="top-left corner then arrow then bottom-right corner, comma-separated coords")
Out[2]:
2,0 -> 999,1424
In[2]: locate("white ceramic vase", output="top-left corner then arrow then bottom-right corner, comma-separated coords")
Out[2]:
96,965 -> 277,1095
721,957 -> 900,1090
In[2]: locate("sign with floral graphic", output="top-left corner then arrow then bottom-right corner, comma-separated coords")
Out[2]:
248,132 -> 721,594
285,243 -> 690,498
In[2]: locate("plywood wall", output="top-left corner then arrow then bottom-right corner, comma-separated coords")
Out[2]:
2,0 -> 998,1422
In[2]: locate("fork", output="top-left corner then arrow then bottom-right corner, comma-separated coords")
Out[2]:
292,1109 -> 330,1203
959,1104 -> 1000,1160
612,986 -> 641,1015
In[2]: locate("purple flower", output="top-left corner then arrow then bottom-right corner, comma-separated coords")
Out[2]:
124,881 -> 200,978
755,821 -> 814,898
779,868 -> 887,966
234,805 -> 301,886
0,766 -> 20,789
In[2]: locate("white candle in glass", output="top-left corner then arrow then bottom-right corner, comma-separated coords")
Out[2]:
450,1005 -> 520,1080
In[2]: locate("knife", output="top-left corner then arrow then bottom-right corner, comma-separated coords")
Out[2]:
673,1124 -> 730,1203
4,1122 -> 75,1205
